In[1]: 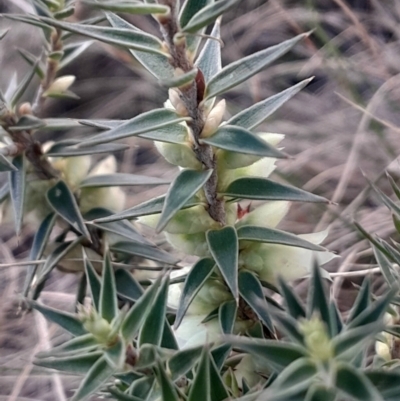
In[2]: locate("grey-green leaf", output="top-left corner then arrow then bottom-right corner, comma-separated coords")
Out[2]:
182,0 -> 240,34
80,173 -> 169,188
221,177 -> 329,203
40,17 -> 165,55
84,1 -> 169,15
161,68 -> 198,88
238,270 -> 274,332
99,251 -> 118,322
79,109 -> 189,147
204,33 -> 308,100
156,360 -> 180,401
156,169 -> 213,232
46,142 -> 129,157
219,300 -> 237,334
9,155 -> 26,235
228,78 -> 313,130
83,251 -> 101,311
10,61 -> 39,108
206,226 -> 239,300
168,346 -> 203,381
200,125 -> 286,158
174,258 -> 215,329
188,348 -> 211,401
237,225 -> 326,251
71,355 -> 115,401
180,0 -> 212,28
47,180 -> 90,238
0,154 -> 18,172
59,41 -> 94,70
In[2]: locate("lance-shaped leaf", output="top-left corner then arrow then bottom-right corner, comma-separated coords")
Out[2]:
40,17 -> 165,55
84,1 -> 169,15
174,258 -> 215,329
138,276 -> 169,346
209,355 -> 230,401
46,142 -> 129,157
180,0 -> 212,28
206,226 -> 239,300
156,360 -> 180,401
105,337 -> 125,369
115,268 -> 143,302
229,337 -> 307,371
111,241 -> 179,265
160,318 -> 179,350
204,33 -> 308,100
228,78 -> 313,130
366,371 -> 400,399
23,213 -> 56,297
9,115 -> 45,131
188,348 -> 211,401
156,169 -> 213,232
99,251 -> 118,323
162,68 -> 198,88
305,385 -> 336,401
168,346 -> 203,381
219,300 -> 237,335
196,20 -> 222,83
47,180 -> 90,238
79,109 -> 189,147
211,343 -> 231,370
347,277 -> 371,323
108,387 -> 143,401
71,355 -> 115,401
121,276 -> 162,342
238,271 -> 274,332
80,173 -> 169,188
17,48 -> 45,79
11,60 -> 39,108
29,300 -> 87,336
59,41 -> 94,70
200,125 -> 287,158
83,251 -> 101,311
9,155 -> 26,235
138,123 -> 189,144
34,351 -> 102,373
0,154 -> 18,172
271,311 -> 304,344
182,0 -> 239,34
335,363 -> 383,401
373,245 -> 398,285
106,13 -> 174,81
221,177 -> 329,203
237,226 -> 326,251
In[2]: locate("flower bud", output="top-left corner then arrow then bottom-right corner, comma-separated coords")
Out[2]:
79,305 -> 112,344
154,141 -> 201,169
80,187 -> 126,214
201,99 -> 226,138
165,231 -> 210,257
168,89 -> 188,116
45,75 -> 75,95
18,102 -> 32,116
63,156 -> 91,189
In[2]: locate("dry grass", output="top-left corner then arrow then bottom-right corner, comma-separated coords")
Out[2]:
1,0 -> 400,398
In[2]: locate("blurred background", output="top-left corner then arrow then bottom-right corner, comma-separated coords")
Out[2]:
0,0 -> 400,399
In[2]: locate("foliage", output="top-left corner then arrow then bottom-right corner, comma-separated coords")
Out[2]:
0,1 -> 400,400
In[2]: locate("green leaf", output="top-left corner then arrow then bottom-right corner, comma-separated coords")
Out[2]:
206,226 -> 239,300
47,180 -> 90,238
237,226 -> 326,251
111,240 -> 179,265
373,244 -> 398,284
9,155 -> 26,235
219,300 -> 237,334
204,33 -> 308,100
104,337 -> 125,368
182,0 -> 239,34
29,300 -> 87,336
305,385 -> 336,401
99,251 -> 118,323
335,362 -> 383,401
9,115 -> 45,131
368,175 -> 400,219
196,20 -> 221,83
209,355 -> 230,401
71,355 -> 115,401
59,41 -> 94,70
138,123 -> 189,144
46,142 -> 129,157
180,0 -> 212,28
83,252 -> 101,311
129,376 -> 155,398
40,17 -> 165,55
211,343 -> 231,370
79,173 -> 169,188
121,276 -> 162,342
0,155 -> 18,172
188,348 -> 211,401
115,268 -> 143,302
34,351 -> 102,373
307,264 -> 331,335
271,311 -> 304,344
17,48 -> 45,79
108,387 -> 142,401
221,177 -> 329,203
10,61 -> 39,108
229,337 -> 307,371
79,109 -> 189,147
174,258 -> 215,329
139,276 -> 169,346
228,78 -> 313,130
347,277 -> 371,323
155,360 -> 180,401
3,14 -> 53,34
238,270 -> 274,332
22,213 -> 56,297
168,346 -> 203,381
161,69 -> 198,88
200,125 -> 287,158
106,13 -> 174,81
160,318 -> 179,350
156,169 -> 213,232
37,238 -> 82,282
84,1 -> 169,15
366,370 -> 400,399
